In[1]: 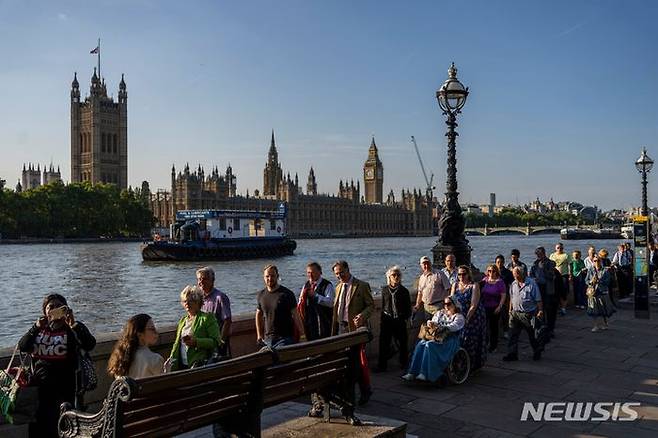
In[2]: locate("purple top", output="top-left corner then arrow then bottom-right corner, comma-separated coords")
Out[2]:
201,287 -> 232,328
480,278 -> 506,309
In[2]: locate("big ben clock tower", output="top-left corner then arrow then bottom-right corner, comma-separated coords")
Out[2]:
363,136 -> 383,203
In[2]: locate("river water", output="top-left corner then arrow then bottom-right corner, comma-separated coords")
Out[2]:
0,235 -> 626,348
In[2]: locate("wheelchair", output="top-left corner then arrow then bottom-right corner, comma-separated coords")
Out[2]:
445,346 -> 470,384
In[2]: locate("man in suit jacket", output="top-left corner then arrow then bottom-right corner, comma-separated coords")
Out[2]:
332,260 -> 374,406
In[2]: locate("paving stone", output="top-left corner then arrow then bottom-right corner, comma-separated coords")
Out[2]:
403,397 -> 456,415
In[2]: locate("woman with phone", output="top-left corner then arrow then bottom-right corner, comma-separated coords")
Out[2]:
167,286 -> 220,371
107,314 -> 164,379
18,293 -> 96,438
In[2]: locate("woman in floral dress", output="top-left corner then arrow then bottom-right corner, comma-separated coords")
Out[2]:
451,265 -> 487,370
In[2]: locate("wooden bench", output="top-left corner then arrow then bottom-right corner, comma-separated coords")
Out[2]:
58,329 -> 371,438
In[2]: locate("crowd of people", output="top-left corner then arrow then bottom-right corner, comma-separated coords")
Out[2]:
19,241 -> 641,436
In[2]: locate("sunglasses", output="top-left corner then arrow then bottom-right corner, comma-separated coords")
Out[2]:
458,272 -> 468,276
443,301 -> 453,306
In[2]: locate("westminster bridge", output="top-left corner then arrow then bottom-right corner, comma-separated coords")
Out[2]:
464,224 -> 599,236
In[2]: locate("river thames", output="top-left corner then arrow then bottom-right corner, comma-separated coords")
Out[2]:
0,235 -> 627,348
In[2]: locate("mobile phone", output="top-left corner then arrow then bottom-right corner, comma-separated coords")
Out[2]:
48,305 -> 69,320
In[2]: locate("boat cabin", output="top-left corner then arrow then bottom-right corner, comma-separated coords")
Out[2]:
171,205 -> 288,242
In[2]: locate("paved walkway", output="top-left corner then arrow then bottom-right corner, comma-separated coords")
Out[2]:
359,307 -> 658,437
183,307 -> 658,438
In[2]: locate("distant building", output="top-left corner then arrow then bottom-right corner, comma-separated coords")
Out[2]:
70,69 -> 128,189
150,133 -> 432,237
20,163 -> 62,191
363,136 -> 384,204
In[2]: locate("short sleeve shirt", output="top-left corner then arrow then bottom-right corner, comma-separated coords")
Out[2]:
202,288 -> 232,328
257,286 -> 297,341
418,270 -> 451,305
550,252 -> 571,276
510,278 -> 542,312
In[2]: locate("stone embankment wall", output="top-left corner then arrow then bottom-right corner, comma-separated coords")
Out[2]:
0,294 -> 420,437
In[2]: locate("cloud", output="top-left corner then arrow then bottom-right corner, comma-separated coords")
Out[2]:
57,13 -> 68,21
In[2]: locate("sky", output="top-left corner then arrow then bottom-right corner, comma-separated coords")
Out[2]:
0,0 -> 657,211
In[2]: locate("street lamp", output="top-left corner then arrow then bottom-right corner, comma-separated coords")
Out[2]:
635,147 -> 653,217
432,63 -> 471,268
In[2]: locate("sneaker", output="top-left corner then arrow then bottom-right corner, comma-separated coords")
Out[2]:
401,373 -> 415,381
502,354 -> 518,362
591,326 -> 600,332
559,308 -> 567,316
416,373 -> 427,381
602,324 -> 609,330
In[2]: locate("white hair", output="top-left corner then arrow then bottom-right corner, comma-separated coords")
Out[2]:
386,265 -> 402,280
180,285 -> 204,304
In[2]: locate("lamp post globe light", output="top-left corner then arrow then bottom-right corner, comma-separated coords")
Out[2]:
635,147 -> 653,218
431,63 -> 472,268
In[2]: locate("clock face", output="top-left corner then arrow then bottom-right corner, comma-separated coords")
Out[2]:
365,168 -> 374,179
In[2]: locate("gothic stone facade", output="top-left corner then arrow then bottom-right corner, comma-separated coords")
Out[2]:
150,133 -> 432,237
70,70 -> 128,189
17,163 -> 62,192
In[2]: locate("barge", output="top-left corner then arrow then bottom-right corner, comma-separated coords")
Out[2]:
560,227 -> 622,240
141,205 -> 296,261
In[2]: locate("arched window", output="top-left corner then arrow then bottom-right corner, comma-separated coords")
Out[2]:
101,133 -> 106,153
79,133 -> 83,153
113,134 -> 117,154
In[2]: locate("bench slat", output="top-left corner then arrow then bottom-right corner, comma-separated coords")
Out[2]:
123,393 -> 249,436
123,388 -> 249,425
274,330 -> 370,362
264,353 -> 348,380
263,368 -> 346,406
133,350 -> 272,397
124,372 -> 252,412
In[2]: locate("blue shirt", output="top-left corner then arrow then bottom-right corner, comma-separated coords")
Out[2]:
510,277 -> 542,312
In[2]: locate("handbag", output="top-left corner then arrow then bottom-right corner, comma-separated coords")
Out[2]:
72,330 -> 97,394
0,345 -> 37,425
418,323 -> 448,342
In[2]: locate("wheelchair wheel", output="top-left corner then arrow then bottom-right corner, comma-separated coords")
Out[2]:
447,347 -> 470,385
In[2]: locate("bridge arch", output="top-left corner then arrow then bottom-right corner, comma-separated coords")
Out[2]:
488,229 -> 526,236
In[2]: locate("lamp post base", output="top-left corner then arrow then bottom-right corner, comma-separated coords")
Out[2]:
431,241 -> 472,269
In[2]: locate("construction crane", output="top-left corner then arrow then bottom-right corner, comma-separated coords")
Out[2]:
410,136 -> 435,198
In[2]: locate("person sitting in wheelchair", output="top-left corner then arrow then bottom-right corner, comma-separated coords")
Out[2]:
402,295 -> 465,382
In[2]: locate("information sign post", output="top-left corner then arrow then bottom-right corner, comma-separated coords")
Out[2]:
633,216 -> 650,319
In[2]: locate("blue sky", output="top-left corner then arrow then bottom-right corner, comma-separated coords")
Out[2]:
0,0 -> 656,210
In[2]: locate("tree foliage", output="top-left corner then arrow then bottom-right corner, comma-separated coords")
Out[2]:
464,207 -> 580,228
0,182 -> 154,238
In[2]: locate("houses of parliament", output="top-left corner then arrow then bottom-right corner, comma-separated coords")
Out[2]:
150,132 -> 433,237
18,66 -> 431,238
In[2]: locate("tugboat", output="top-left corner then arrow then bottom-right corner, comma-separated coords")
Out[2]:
141,204 -> 296,261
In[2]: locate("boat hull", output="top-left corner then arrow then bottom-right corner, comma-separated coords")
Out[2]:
560,229 -> 622,240
140,238 -> 297,261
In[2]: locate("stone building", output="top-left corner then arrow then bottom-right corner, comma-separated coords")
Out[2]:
70,69 -> 128,189
150,133 -> 432,237
18,163 -> 62,191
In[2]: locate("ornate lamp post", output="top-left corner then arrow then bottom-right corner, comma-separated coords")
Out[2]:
635,148 -> 653,218
634,148 -> 653,319
432,63 -> 471,268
